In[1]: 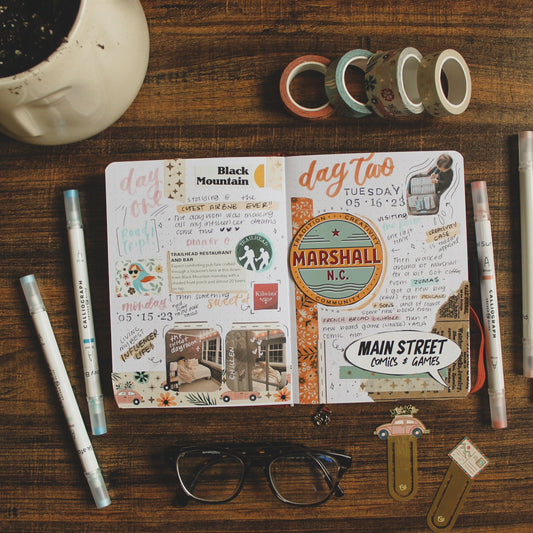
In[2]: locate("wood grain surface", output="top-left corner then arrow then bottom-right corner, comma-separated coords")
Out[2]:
1,1 -> 532,531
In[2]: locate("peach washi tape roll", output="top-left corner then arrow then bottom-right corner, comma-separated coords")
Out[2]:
417,49 -> 472,116
364,47 -> 424,118
280,55 -> 336,119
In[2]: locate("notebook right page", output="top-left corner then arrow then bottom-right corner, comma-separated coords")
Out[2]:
285,151 -> 470,404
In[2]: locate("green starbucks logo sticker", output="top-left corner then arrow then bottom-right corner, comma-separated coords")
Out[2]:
235,234 -> 273,272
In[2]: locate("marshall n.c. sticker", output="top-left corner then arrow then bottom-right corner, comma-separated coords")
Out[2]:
289,212 -> 385,306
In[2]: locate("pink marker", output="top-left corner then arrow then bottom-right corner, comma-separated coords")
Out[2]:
472,181 -> 507,429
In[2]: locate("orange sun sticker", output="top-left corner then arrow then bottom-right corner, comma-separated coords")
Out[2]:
289,212 -> 385,307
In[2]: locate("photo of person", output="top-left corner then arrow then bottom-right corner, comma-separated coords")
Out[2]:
406,153 -> 454,215
427,153 -> 454,195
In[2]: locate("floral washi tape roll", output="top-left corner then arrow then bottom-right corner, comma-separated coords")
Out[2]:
324,49 -> 373,118
417,49 -> 472,116
365,47 -> 424,118
280,55 -> 336,119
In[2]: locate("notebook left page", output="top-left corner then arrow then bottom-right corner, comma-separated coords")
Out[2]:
105,156 -> 296,408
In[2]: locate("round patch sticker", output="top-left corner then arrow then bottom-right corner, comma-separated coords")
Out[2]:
236,234 -> 273,272
289,212 -> 385,306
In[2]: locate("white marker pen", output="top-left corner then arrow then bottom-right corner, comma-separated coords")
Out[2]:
64,190 -> 106,435
20,275 -> 111,508
471,181 -> 507,429
518,131 -> 533,377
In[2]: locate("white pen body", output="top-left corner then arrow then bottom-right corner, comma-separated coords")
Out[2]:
519,131 -> 533,377
67,225 -> 102,399
473,207 -> 507,429
21,274 -> 110,507
475,218 -> 505,391
31,309 -> 101,475
65,189 -> 106,435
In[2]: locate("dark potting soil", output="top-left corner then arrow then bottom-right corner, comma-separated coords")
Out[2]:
0,1 -> 80,78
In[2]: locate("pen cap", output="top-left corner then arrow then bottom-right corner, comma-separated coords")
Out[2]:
64,189 -> 83,228
489,390 -> 508,429
88,396 -> 107,436
523,340 -> 533,378
519,131 -> 533,169
20,274 -> 46,314
471,181 -> 490,219
85,468 -> 111,509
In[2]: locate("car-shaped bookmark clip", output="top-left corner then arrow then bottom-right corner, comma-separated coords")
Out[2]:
374,405 -> 429,501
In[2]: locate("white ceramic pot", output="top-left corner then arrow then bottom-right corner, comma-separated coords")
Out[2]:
0,0 -> 150,145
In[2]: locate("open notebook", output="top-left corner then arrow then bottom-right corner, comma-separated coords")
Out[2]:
105,151 -> 470,408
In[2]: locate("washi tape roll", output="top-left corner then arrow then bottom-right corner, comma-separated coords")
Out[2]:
365,47 -> 424,117
280,55 -> 336,119
417,49 -> 471,116
325,49 -> 373,118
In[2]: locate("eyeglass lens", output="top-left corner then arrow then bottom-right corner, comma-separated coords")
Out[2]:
269,453 -> 340,505
177,451 -> 244,502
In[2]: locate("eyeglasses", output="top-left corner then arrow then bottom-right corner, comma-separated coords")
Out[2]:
170,444 -> 352,506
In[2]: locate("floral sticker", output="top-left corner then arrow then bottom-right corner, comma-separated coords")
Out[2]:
157,392 -> 177,407
291,197 -> 319,404
274,386 -> 290,402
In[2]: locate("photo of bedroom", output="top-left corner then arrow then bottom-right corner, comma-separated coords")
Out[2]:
225,326 -> 287,398
164,327 -> 222,393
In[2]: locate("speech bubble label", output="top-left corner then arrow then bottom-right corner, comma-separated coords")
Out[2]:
344,331 -> 461,387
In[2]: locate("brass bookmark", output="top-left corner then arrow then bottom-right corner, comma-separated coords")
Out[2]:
387,435 -> 418,500
375,405 -> 429,501
427,437 -> 489,532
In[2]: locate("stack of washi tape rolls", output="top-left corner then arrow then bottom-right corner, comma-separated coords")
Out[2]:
280,48 -> 471,119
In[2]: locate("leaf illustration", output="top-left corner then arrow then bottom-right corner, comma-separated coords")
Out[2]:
185,393 -> 218,406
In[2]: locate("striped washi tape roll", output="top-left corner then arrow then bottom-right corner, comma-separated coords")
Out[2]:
365,47 -> 424,117
417,49 -> 472,116
325,49 -> 373,118
279,55 -> 336,119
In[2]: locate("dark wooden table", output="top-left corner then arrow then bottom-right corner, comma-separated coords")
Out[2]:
1,1 -> 532,531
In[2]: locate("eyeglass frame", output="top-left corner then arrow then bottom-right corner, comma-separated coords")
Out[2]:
169,443 -> 352,507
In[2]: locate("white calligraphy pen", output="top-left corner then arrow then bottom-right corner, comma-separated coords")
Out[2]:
20,275 -> 111,508
472,181 -> 507,428
64,190 -> 107,435
519,131 -> 533,378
